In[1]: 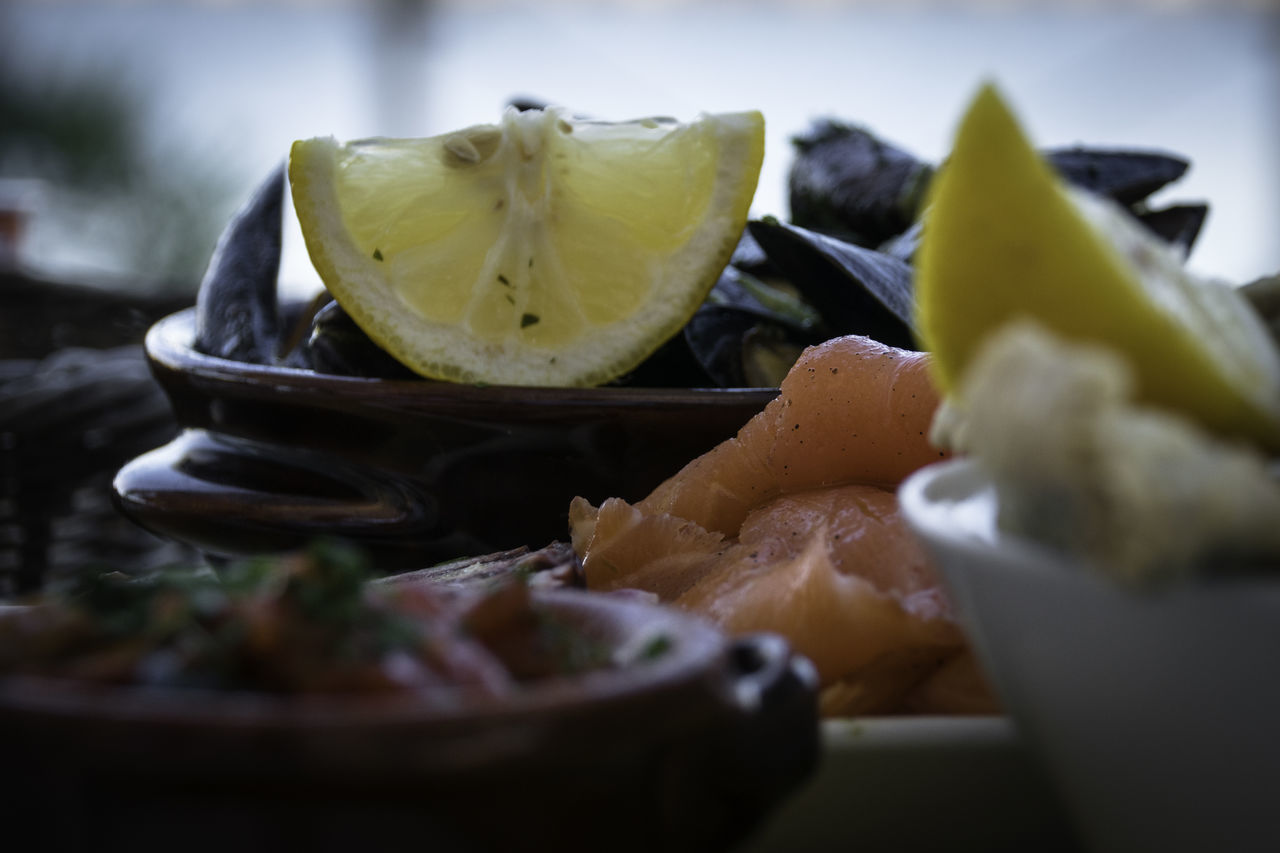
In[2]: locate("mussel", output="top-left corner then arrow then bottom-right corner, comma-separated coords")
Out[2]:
1135,203 -> 1209,258
681,267 -> 823,388
191,113 -> 1216,394
1241,273 -> 1280,344
611,267 -> 822,389
747,218 -> 917,350
193,164 -> 286,365
788,120 -> 1208,260
300,298 -> 419,379
788,120 -> 933,248
1042,146 -> 1189,207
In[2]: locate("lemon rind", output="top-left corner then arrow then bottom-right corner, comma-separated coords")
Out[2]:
290,110 -> 764,387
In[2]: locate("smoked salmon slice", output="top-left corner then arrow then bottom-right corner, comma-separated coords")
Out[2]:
633,335 -> 948,537
571,335 -> 996,715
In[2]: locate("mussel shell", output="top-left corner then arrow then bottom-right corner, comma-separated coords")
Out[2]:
787,120 -> 934,248
193,164 -> 286,365
709,266 -> 822,334
729,229 -> 779,279
1240,273 -> 1280,344
607,328 -> 714,388
877,220 -> 924,264
616,268 -> 821,388
1135,203 -> 1208,257
876,201 -> 1207,266
1043,146 -> 1190,207
684,304 -> 816,389
747,218 -> 917,350
302,299 -> 420,379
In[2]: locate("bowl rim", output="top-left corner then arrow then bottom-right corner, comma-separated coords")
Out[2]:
898,457 -> 1280,591
148,307 -> 782,406
0,587 -> 726,732
897,458 -> 1074,577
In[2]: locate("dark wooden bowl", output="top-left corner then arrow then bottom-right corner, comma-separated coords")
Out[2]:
0,588 -> 819,852
114,309 -> 777,567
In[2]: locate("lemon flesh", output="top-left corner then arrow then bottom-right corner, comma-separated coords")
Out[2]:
289,108 -> 764,387
915,84 -> 1280,450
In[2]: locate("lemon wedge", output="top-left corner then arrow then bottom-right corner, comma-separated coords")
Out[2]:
289,108 -> 764,387
915,83 -> 1280,449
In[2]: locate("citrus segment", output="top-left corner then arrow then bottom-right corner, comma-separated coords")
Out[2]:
914,84 -> 1280,449
289,108 -> 764,386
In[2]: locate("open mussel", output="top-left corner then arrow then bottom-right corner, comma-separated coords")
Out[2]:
788,120 -> 933,248
611,267 -> 822,389
683,305 -> 814,389
193,164 -> 286,364
788,120 -> 1209,261
1042,146 -> 1189,207
683,267 -> 823,388
191,166 -> 419,379
300,298 -> 420,379
1134,203 -> 1208,258
747,218 -> 917,350
1241,272 -> 1280,345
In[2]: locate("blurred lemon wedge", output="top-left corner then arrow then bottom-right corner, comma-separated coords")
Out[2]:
915,83 -> 1280,449
289,108 -> 764,387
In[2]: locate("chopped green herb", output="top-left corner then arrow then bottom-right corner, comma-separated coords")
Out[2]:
639,634 -> 673,661
372,248 -> 384,261
521,313 -> 540,328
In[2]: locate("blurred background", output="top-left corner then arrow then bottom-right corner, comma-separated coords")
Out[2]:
2,0 -> 1278,297
0,0 -> 1277,588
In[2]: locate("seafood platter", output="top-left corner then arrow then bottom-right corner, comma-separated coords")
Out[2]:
3,84 -> 1278,851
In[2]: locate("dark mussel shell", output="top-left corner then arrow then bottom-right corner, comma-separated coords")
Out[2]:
787,115 -> 1205,261
787,120 -> 934,248
683,266 -> 823,388
193,165 -> 286,365
747,218 -> 917,350
301,298 -> 420,379
877,220 -> 924,264
1241,273 -> 1280,344
1043,146 -> 1190,207
615,267 -> 821,389
1135,203 -> 1209,257
684,305 -> 815,389
708,264 -> 822,332
876,201 -> 1208,267
607,326 -> 714,388
729,228 -> 780,280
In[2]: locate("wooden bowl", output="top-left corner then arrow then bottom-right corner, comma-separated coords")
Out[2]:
0,587 -> 819,852
113,308 -> 777,567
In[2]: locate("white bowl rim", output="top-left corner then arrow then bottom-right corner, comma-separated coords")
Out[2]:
897,457 -> 1280,593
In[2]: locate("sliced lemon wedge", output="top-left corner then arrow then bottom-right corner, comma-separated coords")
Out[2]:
915,83 -> 1280,449
289,108 -> 764,386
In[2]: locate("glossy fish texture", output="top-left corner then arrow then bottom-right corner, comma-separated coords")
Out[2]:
193,165 -> 286,364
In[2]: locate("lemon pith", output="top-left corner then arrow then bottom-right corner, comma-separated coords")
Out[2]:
289,108 -> 764,387
914,84 -> 1280,449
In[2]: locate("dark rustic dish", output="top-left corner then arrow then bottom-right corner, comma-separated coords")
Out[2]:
0,587 -> 819,852
113,309 -> 778,567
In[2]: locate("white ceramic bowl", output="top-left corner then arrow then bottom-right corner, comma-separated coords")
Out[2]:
899,459 -> 1280,853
